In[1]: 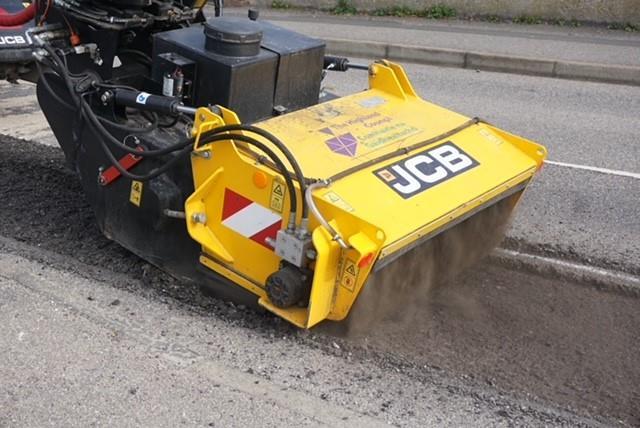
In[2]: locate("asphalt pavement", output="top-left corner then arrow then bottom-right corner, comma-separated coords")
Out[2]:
1,235 -> 634,426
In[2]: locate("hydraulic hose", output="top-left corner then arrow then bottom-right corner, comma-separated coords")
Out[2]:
38,55 -> 188,157
95,135 -> 193,182
34,39 -> 302,220
0,3 -> 35,27
199,133 -> 299,223
34,43 -> 201,179
305,181 -> 349,249
80,100 -> 189,156
35,62 -> 75,110
206,124 -> 308,219
38,62 -> 180,157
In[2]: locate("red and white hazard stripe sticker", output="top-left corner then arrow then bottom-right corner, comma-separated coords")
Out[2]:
222,189 -> 282,249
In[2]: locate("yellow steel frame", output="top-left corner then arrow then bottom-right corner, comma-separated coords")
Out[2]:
184,61 -> 547,328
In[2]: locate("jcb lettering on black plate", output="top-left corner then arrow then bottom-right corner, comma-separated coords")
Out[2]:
374,141 -> 479,198
0,36 -> 27,46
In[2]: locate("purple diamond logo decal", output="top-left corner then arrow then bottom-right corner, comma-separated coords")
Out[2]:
325,132 -> 358,157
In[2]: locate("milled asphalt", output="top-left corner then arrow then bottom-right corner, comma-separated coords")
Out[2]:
3,248 -> 601,427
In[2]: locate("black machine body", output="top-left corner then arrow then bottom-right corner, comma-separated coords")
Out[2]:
14,0 -> 327,296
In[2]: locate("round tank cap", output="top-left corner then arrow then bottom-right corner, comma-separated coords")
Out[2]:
204,17 -> 263,45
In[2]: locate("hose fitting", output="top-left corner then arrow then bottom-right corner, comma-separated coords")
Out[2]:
305,181 -> 349,249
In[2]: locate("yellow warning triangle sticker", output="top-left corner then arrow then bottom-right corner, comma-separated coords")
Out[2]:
274,183 -> 284,196
346,264 -> 356,275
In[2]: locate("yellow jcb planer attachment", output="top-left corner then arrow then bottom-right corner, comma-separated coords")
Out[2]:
184,60 -> 547,328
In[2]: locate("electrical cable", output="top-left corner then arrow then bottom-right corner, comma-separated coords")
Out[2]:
38,0 -> 52,26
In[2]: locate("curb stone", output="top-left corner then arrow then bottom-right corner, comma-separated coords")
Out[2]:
490,248 -> 640,297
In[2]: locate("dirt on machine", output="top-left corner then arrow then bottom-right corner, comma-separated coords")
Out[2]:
0,0 -> 546,328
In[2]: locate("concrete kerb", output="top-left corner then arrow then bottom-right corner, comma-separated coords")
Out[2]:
555,61 -> 640,84
465,52 -> 555,76
325,38 -> 640,86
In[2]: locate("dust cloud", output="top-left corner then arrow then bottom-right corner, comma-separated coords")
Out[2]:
338,192 -> 522,337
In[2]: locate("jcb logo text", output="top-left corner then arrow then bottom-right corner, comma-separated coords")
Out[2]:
0,36 -> 27,45
374,142 -> 479,198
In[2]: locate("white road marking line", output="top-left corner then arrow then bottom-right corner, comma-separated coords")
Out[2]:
545,160 -> 640,180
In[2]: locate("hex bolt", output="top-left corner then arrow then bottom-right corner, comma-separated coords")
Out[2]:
97,167 -> 106,185
191,212 -> 207,224
191,150 -> 211,159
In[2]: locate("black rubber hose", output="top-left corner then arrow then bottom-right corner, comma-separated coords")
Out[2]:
42,48 -> 158,135
94,130 -> 298,218
208,124 -> 308,218
39,46 -> 81,110
198,133 -> 298,219
96,134 -> 193,182
35,44 -> 203,182
80,99 -> 194,157
40,48 -> 192,157
35,61 -> 75,110
38,42 -> 300,217
41,46 -> 303,196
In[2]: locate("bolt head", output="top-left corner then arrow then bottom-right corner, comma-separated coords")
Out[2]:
191,212 -> 207,224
